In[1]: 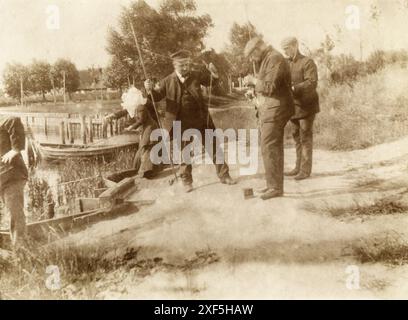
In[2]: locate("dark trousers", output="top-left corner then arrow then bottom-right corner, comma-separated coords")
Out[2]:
260,117 -> 291,191
291,114 -> 315,175
0,179 -> 26,246
179,129 -> 229,185
133,145 -> 157,178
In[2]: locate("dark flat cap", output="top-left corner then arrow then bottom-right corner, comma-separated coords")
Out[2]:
244,36 -> 264,58
170,50 -> 192,61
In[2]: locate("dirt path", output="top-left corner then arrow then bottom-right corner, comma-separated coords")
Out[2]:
60,137 -> 408,299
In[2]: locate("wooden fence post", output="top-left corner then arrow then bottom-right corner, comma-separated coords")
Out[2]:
44,117 -> 48,137
109,120 -> 113,137
67,121 -> 74,144
102,119 -> 108,139
81,115 -> 87,145
115,119 -> 119,136
88,116 -> 93,143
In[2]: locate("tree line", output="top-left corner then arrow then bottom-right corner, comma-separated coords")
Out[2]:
5,0 -> 404,104
2,0 -> 257,102
2,59 -> 80,102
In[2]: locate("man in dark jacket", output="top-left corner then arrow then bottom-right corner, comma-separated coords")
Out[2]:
0,116 -> 28,247
244,37 -> 294,200
281,37 -> 319,180
144,50 -> 236,192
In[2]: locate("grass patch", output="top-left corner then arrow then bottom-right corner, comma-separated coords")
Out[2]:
352,232 -> 408,265
330,199 -> 408,218
306,195 -> 408,219
0,243 -> 219,299
312,66 -> 408,150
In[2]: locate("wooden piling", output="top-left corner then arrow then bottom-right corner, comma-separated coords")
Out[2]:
60,120 -> 66,145
81,115 -> 87,145
88,116 -> 93,143
109,120 -> 113,137
67,121 -> 74,144
44,117 -> 48,137
115,119 -> 119,135
102,119 -> 108,139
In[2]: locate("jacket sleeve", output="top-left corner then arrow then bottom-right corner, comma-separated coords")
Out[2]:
148,79 -> 166,102
127,119 -> 143,130
293,58 -> 318,95
198,68 -> 219,87
112,109 -> 129,119
258,54 -> 286,96
3,117 -> 25,152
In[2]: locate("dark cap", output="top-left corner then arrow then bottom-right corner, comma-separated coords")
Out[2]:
281,36 -> 298,48
170,50 -> 192,62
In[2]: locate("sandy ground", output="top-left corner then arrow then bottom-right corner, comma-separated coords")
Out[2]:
59,137 -> 408,299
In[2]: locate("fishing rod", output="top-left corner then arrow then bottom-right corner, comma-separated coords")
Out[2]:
126,13 -> 178,183
207,73 -> 213,128
243,0 -> 257,76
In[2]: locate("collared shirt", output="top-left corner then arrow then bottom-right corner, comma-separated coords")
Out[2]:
175,71 -> 188,84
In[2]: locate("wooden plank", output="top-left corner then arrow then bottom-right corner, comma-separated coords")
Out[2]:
94,188 -> 108,197
78,198 -> 100,212
124,199 -> 156,206
99,177 -> 136,208
0,111 -> 70,118
99,177 -> 135,199
73,203 -> 137,225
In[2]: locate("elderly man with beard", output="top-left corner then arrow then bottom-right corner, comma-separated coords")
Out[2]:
144,50 -> 236,193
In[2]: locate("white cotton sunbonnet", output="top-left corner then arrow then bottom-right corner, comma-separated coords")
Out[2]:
121,86 -> 147,118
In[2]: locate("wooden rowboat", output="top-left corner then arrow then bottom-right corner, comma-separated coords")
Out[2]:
0,175 -> 155,249
38,134 -> 139,160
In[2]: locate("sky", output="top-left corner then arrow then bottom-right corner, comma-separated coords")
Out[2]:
0,0 -> 407,85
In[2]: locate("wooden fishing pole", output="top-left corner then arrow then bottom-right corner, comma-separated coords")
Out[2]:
207,71 -> 213,128
126,14 -> 178,182
243,0 -> 257,76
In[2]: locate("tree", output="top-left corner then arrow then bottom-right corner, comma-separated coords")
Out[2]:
53,59 -> 80,99
2,63 -> 30,102
104,57 -> 131,94
223,22 -> 262,77
199,49 -> 231,95
106,0 -> 213,84
28,60 -> 52,101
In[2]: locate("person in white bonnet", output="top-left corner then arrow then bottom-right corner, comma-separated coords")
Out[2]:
105,86 -> 160,178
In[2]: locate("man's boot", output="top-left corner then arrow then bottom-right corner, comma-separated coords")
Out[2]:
260,189 -> 283,200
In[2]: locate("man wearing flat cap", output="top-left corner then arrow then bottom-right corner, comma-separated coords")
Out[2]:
281,37 -> 319,180
244,37 -> 294,200
144,49 -> 236,193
